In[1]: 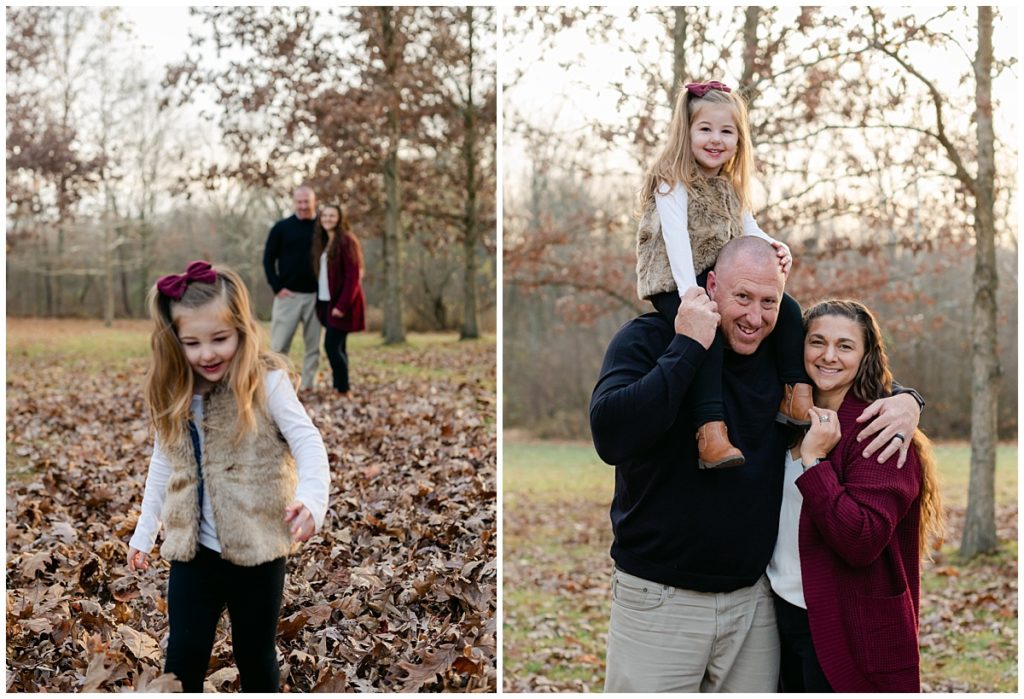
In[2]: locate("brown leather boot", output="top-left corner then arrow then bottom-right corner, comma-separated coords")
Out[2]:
696,421 -> 745,469
776,383 -> 814,426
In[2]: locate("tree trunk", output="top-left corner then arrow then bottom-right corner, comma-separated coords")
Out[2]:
961,6 -> 999,557
460,7 -> 480,340
671,7 -> 687,101
740,7 -> 761,113
380,7 -> 406,344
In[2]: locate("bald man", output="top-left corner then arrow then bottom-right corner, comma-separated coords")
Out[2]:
263,185 -> 321,389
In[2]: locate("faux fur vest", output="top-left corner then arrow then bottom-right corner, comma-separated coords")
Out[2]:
160,385 -> 297,566
636,176 -> 744,300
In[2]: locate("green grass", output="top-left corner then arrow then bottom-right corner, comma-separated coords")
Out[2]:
6,318 -> 494,384
504,441 -> 1018,505
501,441 -> 612,502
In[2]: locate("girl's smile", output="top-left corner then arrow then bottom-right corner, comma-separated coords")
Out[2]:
172,298 -> 240,393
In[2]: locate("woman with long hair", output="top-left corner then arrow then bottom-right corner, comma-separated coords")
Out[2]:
766,299 -> 944,692
312,204 -> 366,394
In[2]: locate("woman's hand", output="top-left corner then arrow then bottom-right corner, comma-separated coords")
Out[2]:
801,407 -> 841,465
855,393 -> 921,468
127,547 -> 149,572
771,240 -> 792,278
331,308 -> 344,319
284,502 -> 316,543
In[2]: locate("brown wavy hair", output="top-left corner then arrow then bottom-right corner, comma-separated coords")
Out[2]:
639,82 -> 755,214
143,264 -> 288,448
804,299 -> 944,556
312,203 -> 364,280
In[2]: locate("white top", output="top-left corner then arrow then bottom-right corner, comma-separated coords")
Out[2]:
318,251 -> 330,301
767,449 -> 807,608
129,369 -> 330,555
654,181 -> 784,293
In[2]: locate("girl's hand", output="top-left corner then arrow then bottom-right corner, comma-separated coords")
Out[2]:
284,502 -> 315,543
128,547 -> 149,572
801,407 -> 841,465
771,240 -> 792,278
331,308 -> 344,319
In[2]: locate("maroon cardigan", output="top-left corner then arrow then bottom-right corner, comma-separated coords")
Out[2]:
317,235 -> 366,333
796,392 -> 923,692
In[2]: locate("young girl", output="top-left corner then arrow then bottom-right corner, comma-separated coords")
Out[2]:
312,203 -> 366,394
126,261 -> 330,692
636,79 -> 813,469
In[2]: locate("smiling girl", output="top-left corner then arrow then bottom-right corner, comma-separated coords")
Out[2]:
127,261 -> 329,692
636,80 -> 813,469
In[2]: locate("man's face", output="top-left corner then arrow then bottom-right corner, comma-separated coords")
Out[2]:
707,253 -> 784,355
293,189 -> 316,220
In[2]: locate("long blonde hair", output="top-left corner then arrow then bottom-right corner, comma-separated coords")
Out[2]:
143,264 -> 288,448
640,83 -> 755,214
804,300 -> 945,555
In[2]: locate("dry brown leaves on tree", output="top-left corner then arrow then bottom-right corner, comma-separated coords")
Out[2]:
6,340 -> 496,692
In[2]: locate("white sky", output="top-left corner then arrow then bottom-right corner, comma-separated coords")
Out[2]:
120,5 -> 194,67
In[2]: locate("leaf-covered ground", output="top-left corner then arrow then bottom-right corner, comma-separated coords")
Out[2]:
503,439 -> 1018,693
6,320 -> 496,692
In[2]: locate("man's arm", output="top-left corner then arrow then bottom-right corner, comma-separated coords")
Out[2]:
855,383 -> 925,468
263,223 -> 283,293
590,287 -> 717,464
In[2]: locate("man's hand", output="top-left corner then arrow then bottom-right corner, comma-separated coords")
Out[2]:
855,393 -> 921,468
675,286 -> 719,349
276,288 -> 295,299
331,308 -> 344,319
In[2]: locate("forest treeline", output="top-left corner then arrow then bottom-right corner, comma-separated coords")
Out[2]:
6,7 -> 496,337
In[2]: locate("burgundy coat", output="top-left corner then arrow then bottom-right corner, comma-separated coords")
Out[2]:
317,235 -> 366,333
796,392 -> 923,692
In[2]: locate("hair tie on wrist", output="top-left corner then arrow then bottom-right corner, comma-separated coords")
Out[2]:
157,261 -> 218,301
685,80 -> 732,98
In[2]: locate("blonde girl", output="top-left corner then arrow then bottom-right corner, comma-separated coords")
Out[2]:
636,80 -> 813,469
127,261 -> 329,692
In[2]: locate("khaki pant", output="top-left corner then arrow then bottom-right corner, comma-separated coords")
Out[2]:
269,291 -> 320,389
604,569 -> 780,693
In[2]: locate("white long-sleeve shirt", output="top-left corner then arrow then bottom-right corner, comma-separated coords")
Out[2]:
654,181 -> 784,293
129,369 -> 330,555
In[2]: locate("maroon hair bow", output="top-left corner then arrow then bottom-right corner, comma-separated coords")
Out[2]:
686,80 -> 732,98
157,261 -> 218,300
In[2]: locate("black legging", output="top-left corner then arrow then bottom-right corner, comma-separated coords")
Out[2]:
165,546 -> 286,693
651,276 -> 809,426
773,593 -> 834,692
323,326 -> 350,393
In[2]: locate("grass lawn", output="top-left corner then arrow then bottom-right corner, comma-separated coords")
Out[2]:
503,438 -> 1018,692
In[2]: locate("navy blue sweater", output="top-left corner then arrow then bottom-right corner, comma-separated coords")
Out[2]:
590,312 -> 787,592
263,214 -> 318,294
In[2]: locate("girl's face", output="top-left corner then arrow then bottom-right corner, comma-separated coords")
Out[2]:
803,315 -> 866,399
319,207 -> 340,234
689,103 -> 739,177
172,297 -> 239,393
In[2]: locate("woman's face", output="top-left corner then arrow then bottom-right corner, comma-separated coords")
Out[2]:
803,314 -> 865,397
320,207 -> 340,233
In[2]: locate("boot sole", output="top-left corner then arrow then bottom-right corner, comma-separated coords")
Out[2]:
698,456 -> 745,470
775,412 -> 811,427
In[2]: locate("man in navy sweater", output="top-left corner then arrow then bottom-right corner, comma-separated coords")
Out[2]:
264,185 -> 321,390
590,237 -> 921,692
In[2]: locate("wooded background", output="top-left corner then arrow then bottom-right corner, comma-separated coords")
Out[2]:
502,7 -> 1017,558
6,6 -> 497,340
